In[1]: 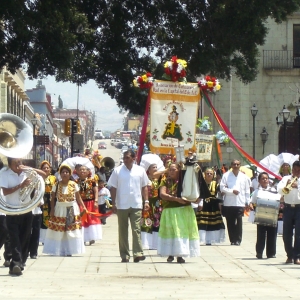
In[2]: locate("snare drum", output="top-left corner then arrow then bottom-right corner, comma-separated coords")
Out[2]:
254,197 -> 280,227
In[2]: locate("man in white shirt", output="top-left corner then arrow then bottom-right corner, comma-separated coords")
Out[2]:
220,159 -> 251,246
108,150 -> 149,263
0,157 -> 46,276
277,160 -> 300,264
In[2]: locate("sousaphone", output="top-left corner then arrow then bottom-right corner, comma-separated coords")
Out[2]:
0,113 -> 45,215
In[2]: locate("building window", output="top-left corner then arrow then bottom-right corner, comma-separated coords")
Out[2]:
293,24 -> 300,67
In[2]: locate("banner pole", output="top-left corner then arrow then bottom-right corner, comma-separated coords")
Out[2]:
136,91 -> 151,164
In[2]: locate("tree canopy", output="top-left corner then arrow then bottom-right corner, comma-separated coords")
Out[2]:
1,0 -> 299,114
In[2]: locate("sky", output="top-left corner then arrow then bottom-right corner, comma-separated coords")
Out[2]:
26,77 -> 126,133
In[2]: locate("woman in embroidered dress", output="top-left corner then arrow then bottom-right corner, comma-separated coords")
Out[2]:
196,168 -> 226,245
76,165 -> 102,245
39,161 -> 57,243
158,163 -> 200,263
43,165 -> 86,256
141,164 -> 163,250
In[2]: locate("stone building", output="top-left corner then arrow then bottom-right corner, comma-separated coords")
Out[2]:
204,12 -> 300,165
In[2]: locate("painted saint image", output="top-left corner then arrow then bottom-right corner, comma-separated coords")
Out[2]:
162,105 -> 183,141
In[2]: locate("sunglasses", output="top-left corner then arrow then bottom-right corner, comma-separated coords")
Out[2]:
232,163 -> 240,166
206,173 -> 213,175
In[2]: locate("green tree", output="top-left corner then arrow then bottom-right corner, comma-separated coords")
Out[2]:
1,0 -> 299,114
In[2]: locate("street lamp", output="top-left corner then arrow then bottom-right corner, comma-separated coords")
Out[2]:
31,117 -> 39,167
250,104 -> 258,159
278,105 -> 290,152
52,135 -> 55,167
61,140 -> 65,161
42,128 -> 47,161
260,127 -> 269,155
293,98 -> 300,151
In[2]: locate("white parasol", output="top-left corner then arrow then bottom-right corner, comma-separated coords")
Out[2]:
61,157 -> 95,176
259,153 -> 299,176
140,154 -> 165,171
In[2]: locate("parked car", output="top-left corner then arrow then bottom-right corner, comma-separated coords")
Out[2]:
98,141 -> 107,149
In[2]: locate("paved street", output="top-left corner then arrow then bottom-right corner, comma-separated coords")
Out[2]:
0,215 -> 300,300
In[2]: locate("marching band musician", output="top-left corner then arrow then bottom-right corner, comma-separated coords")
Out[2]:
0,158 -> 46,276
249,172 -> 278,259
277,160 -> 300,264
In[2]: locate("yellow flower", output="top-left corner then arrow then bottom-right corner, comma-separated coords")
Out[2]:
216,84 -> 221,90
133,79 -> 138,87
207,81 -> 214,88
176,59 -> 187,68
142,74 -> 148,82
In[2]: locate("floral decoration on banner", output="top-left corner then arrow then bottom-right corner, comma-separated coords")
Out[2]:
133,72 -> 154,89
163,56 -> 187,82
197,116 -> 212,132
186,131 -> 193,143
215,130 -> 230,144
198,76 -> 221,92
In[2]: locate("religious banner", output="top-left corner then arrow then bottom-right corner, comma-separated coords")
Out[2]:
195,133 -> 214,162
149,80 -> 200,155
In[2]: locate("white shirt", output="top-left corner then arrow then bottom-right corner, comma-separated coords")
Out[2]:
220,171 -> 251,207
251,178 -> 259,190
98,187 -> 111,205
0,168 -> 30,206
32,198 -> 44,215
277,175 -> 300,205
251,186 -> 279,204
107,164 -> 149,209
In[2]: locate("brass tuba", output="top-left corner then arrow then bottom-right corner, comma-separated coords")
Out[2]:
282,177 -> 298,195
0,113 -> 45,215
101,157 -> 115,171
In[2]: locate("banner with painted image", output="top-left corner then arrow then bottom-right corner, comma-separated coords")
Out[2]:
149,80 -> 200,155
195,134 -> 214,162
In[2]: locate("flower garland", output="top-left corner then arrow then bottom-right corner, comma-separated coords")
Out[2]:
163,56 -> 187,82
197,116 -> 212,132
198,76 -> 221,92
215,130 -> 230,144
133,72 -> 154,89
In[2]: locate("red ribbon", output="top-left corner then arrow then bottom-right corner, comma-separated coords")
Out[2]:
81,210 -> 113,223
202,90 -> 282,180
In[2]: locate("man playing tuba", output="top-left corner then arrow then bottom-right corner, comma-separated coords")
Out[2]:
0,158 -> 46,276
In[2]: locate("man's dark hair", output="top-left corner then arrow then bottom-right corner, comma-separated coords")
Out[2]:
7,157 -> 20,166
124,149 -> 136,158
292,160 -> 300,168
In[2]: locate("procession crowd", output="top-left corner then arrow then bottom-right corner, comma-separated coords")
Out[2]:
0,148 -> 300,276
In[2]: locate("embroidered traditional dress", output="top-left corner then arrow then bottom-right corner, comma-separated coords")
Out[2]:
40,174 -> 56,243
76,177 -> 102,243
196,181 -> 226,245
157,177 -> 200,257
141,178 -> 163,250
43,181 -> 85,256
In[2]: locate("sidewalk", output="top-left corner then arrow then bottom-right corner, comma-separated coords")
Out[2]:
0,215 -> 299,300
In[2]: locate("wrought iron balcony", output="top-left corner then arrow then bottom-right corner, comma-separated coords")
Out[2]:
263,50 -> 300,69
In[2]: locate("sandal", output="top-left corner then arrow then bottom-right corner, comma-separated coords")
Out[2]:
167,256 -> 174,262
177,257 -> 185,264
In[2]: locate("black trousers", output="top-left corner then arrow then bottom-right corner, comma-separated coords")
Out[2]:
28,214 -> 42,257
223,206 -> 244,244
6,212 -> 33,270
283,205 -> 300,260
0,215 -> 11,261
256,224 -> 277,257
98,203 -> 107,224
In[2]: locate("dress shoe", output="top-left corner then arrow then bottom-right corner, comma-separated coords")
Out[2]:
3,260 -> 10,267
134,255 -> 146,263
294,259 -> 300,265
286,258 -> 293,264
230,242 -> 235,245
9,265 -> 22,276
167,256 -> 174,262
256,253 -> 263,259
267,255 -> 276,258
177,257 -> 185,264
234,242 -> 240,246
121,258 -> 129,263
89,240 -> 95,246
30,255 -> 37,259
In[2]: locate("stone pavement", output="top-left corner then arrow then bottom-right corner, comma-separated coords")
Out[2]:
0,215 -> 299,300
